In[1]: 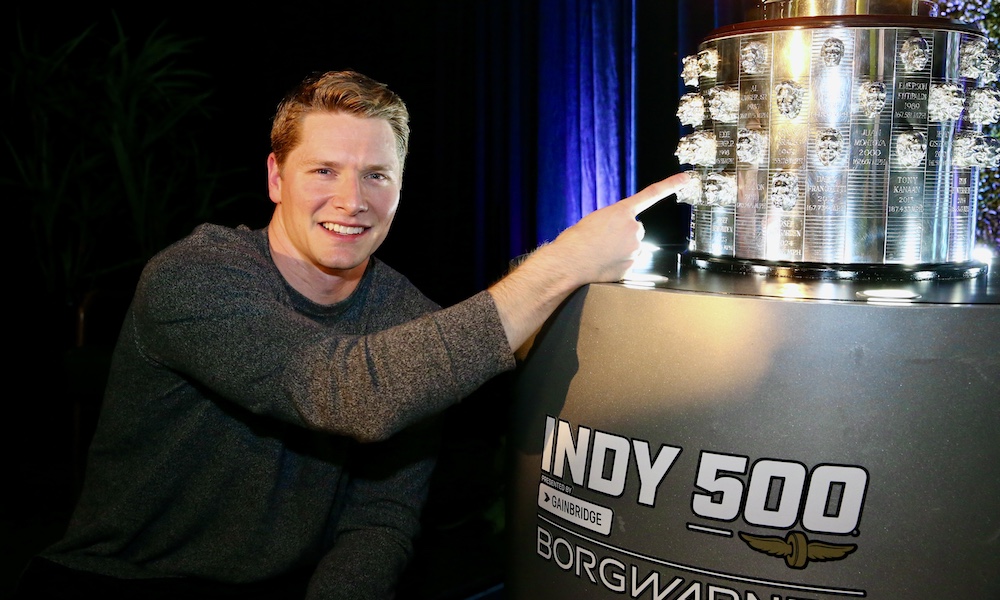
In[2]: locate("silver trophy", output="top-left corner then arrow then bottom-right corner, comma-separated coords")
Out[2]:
675,0 -> 999,278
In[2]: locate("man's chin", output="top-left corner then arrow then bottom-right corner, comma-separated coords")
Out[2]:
318,256 -> 370,277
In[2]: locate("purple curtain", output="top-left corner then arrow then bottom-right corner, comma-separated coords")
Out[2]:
535,0 -> 637,245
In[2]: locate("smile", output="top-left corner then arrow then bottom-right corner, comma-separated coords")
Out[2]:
321,223 -> 366,235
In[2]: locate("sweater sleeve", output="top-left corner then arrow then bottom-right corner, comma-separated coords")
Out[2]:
290,291 -> 515,441
130,231 -> 516,443
306,417 -> 441,600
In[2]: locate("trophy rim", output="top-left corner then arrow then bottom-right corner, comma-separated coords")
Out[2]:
682,252 -> 990,281
743,0 -> 941,20
703,15 -> 982,43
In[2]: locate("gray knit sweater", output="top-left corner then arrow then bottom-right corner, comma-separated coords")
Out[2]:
42,224 -> 515,598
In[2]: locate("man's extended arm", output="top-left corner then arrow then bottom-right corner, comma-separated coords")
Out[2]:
488,172 -> 691,352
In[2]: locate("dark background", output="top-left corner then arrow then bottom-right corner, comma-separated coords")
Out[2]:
2,2 -> 736,597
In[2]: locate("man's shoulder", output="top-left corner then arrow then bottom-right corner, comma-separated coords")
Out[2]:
181,223 -> 262,251
141,224 -> 271,288
367,258 -> 440,313
154,224 -> 265,263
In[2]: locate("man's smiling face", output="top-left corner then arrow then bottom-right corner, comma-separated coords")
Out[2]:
267,111 -> 401,288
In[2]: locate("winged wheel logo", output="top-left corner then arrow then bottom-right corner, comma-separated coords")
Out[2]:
738,530 -> 857,569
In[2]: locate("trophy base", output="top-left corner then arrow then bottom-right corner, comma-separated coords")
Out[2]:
683,251 -> 989,281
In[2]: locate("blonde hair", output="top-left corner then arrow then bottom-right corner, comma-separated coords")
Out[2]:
270,70 -> 410,171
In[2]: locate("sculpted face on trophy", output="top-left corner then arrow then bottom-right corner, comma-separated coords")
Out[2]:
816,128 -> 843,167
676,130 -> 717,167
928,83 -> 966,122
707,86 -> 740,123
737,128 -> 765,164
677,93 -> 706,127
704,172 -> 737,207
697,48 -> 719,79
968,88 -> 1000,125
676,171 -> 703,206
960,39 -> 1000,83
895,131 -> 927,168
774,81 -> 804,119
858,81 -> 887,118
821,37 -> 845,67
770,171 -> 799,211
741,41 -> 768,75
682,55 -> 701,87
899,35 -> 930,72
954,132 -> 1000,168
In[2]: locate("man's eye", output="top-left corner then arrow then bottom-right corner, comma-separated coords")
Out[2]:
366,173 -> 387,181
316,168 -> 332,175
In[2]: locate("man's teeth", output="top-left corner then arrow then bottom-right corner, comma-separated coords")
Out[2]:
323,223 -> 364,235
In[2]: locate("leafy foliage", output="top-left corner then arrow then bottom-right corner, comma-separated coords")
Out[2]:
4,13 -> 244,305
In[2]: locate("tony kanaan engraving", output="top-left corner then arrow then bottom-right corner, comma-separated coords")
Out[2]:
536,416 -> 872,598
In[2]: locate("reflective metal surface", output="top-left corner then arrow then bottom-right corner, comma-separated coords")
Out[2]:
624,246 -> 998,304
745,0 -> 940,20
676,10 -> 999,275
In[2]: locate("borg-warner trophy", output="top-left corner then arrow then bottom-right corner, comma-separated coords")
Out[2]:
675,0 -> 999,279
506,3 -> 999,600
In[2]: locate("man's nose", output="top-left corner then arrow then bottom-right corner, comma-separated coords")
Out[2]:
332,175 -> 368,213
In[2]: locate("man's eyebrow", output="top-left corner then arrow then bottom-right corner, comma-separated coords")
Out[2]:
300,158 -> 396,172
299,157 -> 341,169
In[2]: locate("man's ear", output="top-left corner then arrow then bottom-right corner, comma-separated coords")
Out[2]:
266,153 -> 282,205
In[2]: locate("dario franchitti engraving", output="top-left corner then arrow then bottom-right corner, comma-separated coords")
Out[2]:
537,416 -> 870,579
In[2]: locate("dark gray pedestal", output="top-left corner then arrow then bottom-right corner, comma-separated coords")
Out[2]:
507,254 -> 999,599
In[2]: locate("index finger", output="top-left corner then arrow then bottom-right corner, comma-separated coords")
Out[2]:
621,171 -> 693,217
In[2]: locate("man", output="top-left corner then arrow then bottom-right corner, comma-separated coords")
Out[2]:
16,70 -> 688,599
